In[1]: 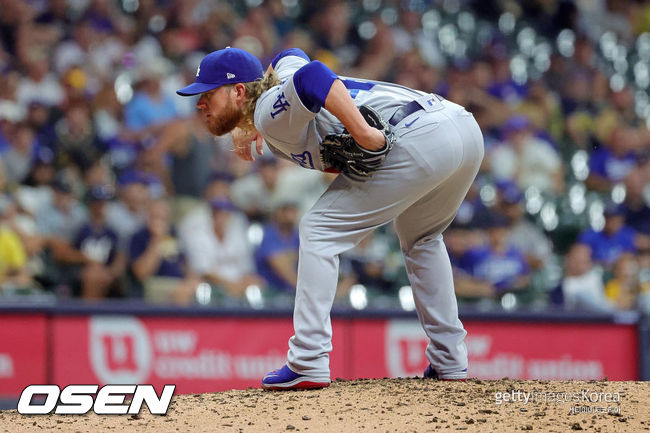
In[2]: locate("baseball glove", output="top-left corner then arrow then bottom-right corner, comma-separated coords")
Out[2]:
320,105 -> 395,181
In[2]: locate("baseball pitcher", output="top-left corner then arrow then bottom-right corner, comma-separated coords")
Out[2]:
177,47 -> 483,389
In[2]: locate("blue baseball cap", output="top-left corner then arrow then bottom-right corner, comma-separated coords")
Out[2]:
209,198 -> 238,212
483,211 -> 510,229
176,47 -> 264,96
496,180 -> 523,204
118,170 -> 149,187
603,201 -> 625,217
502,115 -> 530,136
85,185 -> 115,203
207,171 -> 235,184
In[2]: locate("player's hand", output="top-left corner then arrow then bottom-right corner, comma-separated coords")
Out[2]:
231,127 -> 264,162
354,126 -> 387,151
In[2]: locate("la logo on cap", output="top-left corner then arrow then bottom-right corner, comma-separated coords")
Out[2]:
196,65 -> 200,77
227,72 -> 235,79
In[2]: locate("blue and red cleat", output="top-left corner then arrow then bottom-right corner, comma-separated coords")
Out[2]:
262,365 -> 331,391
423,365 -> 467,381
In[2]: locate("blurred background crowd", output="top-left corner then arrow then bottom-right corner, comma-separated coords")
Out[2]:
0,0 -> 649,314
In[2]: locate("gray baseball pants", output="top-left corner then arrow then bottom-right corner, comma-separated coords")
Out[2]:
287,100 -> 484,379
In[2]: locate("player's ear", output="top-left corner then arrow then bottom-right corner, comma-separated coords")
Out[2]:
233,83 -> 247,100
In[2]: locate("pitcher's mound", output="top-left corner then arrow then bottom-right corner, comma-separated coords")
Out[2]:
3,378 -> 649,432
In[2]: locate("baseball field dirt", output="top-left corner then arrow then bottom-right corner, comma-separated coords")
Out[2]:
2,378 -> 648,432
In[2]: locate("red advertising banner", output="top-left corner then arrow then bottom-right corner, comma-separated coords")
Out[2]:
0,314 -> 48,397
52,316 -> 348,393
0,314 -> 639,398
350,319 -> 639,381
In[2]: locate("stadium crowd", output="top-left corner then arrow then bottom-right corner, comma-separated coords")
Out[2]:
0,0 -> 649,314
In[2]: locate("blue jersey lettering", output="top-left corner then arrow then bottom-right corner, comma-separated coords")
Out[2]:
270,92 -> 291,119
291,151 -> 314,169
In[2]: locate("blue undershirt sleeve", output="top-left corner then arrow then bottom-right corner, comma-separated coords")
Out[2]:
292,61 -> 338,113
271,48 -> 311,69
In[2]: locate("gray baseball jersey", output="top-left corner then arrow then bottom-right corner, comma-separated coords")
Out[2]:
255,54 -> 442,172
254,49 -> 484,379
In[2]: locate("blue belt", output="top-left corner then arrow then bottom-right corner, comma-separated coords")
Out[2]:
388,100 -> 423,127
388,95 -> 445,126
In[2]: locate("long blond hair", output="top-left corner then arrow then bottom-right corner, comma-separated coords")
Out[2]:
239,70 -> 282,130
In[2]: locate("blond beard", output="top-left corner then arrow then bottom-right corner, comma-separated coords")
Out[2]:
205,98 -> 246,136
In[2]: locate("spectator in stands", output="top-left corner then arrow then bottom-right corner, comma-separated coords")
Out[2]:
1,122 -> 37,185
594,86 -> 650,147
391,9 -> 444,69
231,155 -> 332,221
203,171 -> 235,201
15,55 -> 65,109
562,243 -> 613,312
130,137 -> 169,198
0,195 -> 34,290
34,175 -> 91,294
25,100 -> 56,151
231,156 -> 283,222
92,84 -> 126,144
53,100 -> 103,173
13,149 -> 56,217
0,70 -> 24,135
586,127 -> 640,192
496,180 -> 554,271
577,202 -> 637,267
170,113 -> 221,200
487,55 -> 528,106
72,185 -> 124,299
105,171 -> 150,253
517,80 -> 563,143
563,69 -> 610,148
177,170 -> 237,240
558,67 -> 601,118
339,230 -> 396,294
605,253 -> 642,311
352,18 -> 396,81
129,199 -> 198,304
392,49 -> 440,96
82,158 -> 114,190
457,212 -> 531,295
275,166 -> 333,216
578,0 -> 635,46
0,189 -> 46,287
490,115 -> 564,195
254,201 -> 300,293
234,6 -> 278,58
36,175 -> 88,261
53,20 -> 96,76
0,0 -> 648,311
453,62 -> 512,133
306,1 -> 359,70
621,167 -> 650,249
160,52 -> 203,119
124,57 -> 179,133
181,198 -> 262,298
453,183 -> 490,229
446,220 -> 496,301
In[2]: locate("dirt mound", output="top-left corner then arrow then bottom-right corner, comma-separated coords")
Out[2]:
3,378 -> 648,432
